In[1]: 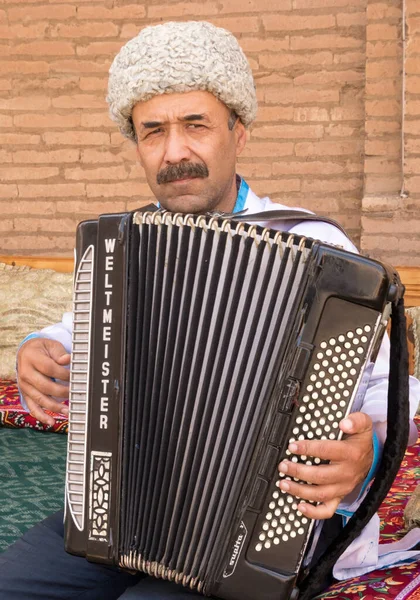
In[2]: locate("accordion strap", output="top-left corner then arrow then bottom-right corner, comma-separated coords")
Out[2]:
298,296 -> 410,599
228,209 -> 349,237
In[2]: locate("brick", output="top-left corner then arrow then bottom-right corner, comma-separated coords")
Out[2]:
11,41 -> 75,56
406,138 -> 420,153
0,114 -> 12,126
264,87 -> 340,104
50,59 -> 110,73
43,131 -> 110,146
333,51 -> 365,65
291,34 -> 363,51
52,95 -> 105,109
13,149 -> 80,163
406,58 -> 420,75
0,150 -> 12,163
0,60 -> 49,74
365,139 -> 401,156
302,178 -> 362,193
239,37 -> 290,53
0,236 -> 70,252
56,200 -> 127,214
80,112 -> 114,129
0,200 -> 56,215
0,79 -> 11,90
205,17 -> 260,34
64,166 -> 128,180
18,183 -> 86,198
255,106 -> 295,123
77,5 -> 146,18
0,185 -> 18,198
220,0 -> 291,12
293,0 -> 355,7
148,2 -> 218,18
293,69 -> 363,85
366,24 -> 399,41
252,124 -> 324,139
254,73 -> 293,86
295,140 -> 363,156
8,4 -> 76,21
407,16 -> 420,35
240,142 -> 294,158
86,182 -> 151,197
0,167 -> 59,181
259,51 -> 333,69
0,219 -> 14,232
366,59 -> 401,79
361,234 -> 399,251
404,120 -> 420,136
406,177 -> 420,194
294,107 -> 329,122
365,120 -> 401,134
76,42 -> 124,57
364,176 -> 401,194
362,215 -> 420,234
362,195 -> 401,212
272,160 -> 345,175
51,22 -> 119,38
262,14 -> 335,31
14,113 -> 81,129
80,149 -> 131,163
325,124 -> 359,137
366,99 -> 401,118
13,76 -> 79,92
235,162 -> 273,178
336,12 -> 366,27
366,41 -> 400,59
14,217 -> 78,233
0,133 -> 40,145
331,105 -> 364,120
366,79 -> 400,97
0,23 -> 48,39
246,179 -> 301,193
0,96 -> 51,110
407,36 -> 420,56
406,101 -> 420,116
405,158 -> 420,174
79,77 -> 108,91
366,3 -> 401,20
406,76 -> 420,94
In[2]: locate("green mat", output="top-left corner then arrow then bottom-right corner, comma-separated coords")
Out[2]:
0,427 -> 67,552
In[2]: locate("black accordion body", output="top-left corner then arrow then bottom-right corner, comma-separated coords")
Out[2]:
64,208 -> 400,600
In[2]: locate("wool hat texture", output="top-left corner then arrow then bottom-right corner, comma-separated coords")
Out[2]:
107,21 -> 258,142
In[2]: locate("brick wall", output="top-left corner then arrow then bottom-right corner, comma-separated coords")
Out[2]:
0,0 -> 418,264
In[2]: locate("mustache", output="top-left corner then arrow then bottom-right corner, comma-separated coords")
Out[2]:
157,162 -> 209,185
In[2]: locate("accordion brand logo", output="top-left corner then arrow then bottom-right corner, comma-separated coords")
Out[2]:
99,237 -> 116,431
223,521 -> 248,578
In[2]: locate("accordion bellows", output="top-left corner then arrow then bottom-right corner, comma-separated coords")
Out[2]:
65,208 -> 398,600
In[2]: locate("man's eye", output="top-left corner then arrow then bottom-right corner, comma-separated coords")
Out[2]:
187,123 -> 204,129
145,128 -> 162,138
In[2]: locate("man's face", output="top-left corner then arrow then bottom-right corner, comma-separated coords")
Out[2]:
132,91 -> 247,214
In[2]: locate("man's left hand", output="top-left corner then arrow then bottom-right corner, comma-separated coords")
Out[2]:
277,412 -> 374,520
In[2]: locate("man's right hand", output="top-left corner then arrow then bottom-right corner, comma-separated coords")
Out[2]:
17,338 -> 70,426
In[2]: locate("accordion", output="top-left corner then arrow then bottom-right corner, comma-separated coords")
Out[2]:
64,208 -> 401,600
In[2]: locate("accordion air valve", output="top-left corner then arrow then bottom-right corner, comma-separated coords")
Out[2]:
65,208 -> 401,600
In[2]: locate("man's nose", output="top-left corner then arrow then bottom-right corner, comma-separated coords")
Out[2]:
163,128 -> 192,164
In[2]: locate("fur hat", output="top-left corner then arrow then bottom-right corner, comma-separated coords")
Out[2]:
107,21 -> 257,142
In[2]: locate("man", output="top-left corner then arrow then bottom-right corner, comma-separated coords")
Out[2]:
5,21 -> 420,600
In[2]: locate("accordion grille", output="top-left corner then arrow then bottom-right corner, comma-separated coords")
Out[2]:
118,213 -> 313,587
66,245 -> 94,531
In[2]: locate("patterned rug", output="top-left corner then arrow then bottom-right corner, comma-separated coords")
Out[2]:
0,427 -> 67,553
0,379 -> 68,433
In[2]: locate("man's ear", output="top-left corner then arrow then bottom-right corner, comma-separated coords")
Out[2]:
235,121 -> 248,157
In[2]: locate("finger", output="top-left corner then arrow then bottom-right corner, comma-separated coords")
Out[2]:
340,411 -> 373,435
23,384 -> 69,418
288,439 -> 352,462
25,395 -> 56,426
278,478 -> 343,507
29,353 -> 70,382
20,369 -> 69,399
278,459 -> 347,487
56,353 -> 71,368
297,498 -> 340,520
